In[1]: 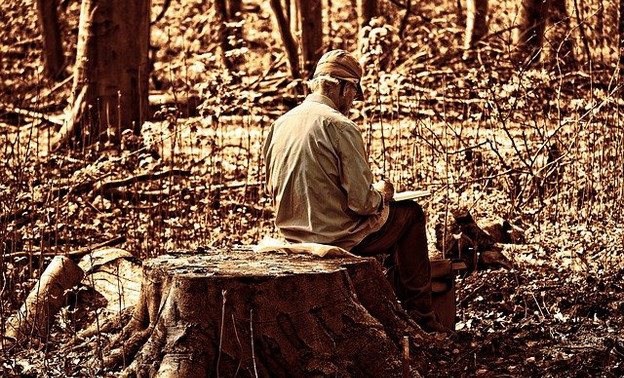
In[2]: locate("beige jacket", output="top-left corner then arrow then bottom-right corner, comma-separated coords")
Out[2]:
263,93 -> 388,250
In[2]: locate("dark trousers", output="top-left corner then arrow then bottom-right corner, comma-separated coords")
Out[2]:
351,201 -> 435,324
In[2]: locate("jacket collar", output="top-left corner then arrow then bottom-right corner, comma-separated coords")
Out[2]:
305,93 -> 338,111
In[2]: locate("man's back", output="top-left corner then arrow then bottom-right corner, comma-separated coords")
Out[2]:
263,93 -> 386,250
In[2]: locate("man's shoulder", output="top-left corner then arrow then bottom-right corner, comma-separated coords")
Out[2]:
303,101 -> 357,132
276,101 -> 355,131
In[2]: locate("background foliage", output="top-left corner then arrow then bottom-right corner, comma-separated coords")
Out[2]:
1,0 -> 623,375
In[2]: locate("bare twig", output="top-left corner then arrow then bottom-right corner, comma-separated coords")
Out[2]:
250,309 -> 259,378
5,236 -> 126,259
150,0 -> 171,25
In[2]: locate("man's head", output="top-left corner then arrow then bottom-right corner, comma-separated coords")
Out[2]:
309,50 -> 363,115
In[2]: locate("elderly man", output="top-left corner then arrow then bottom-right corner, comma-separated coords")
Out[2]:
262,50 -> 447,333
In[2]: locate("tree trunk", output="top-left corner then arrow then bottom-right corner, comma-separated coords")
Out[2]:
214,0 -> 232,70
270,0 -> 301,79
225,0 -> 244,69
36,0 -> 65,79
4,256 -> 84,347
358,0 -> 378,31
620,0 -> 624,69
463,0 -> 488,52
295,0 -> 323,77
64,0 -> 150,147
227,0 -> 241,18
547,0 -> 576,69
102,249 -> 434,377
515,0 -> 550,65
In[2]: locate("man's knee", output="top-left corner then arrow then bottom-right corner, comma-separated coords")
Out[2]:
396,200 -> 425,224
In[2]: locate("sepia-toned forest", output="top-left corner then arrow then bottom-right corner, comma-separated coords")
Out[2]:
1,0 -> 624,376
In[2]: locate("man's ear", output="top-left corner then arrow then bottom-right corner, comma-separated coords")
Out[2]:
339,81 -> 347,97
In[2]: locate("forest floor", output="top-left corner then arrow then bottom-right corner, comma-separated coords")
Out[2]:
2,0 -> 624,376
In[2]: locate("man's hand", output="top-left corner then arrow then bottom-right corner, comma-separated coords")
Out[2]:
373,180 -> 394,203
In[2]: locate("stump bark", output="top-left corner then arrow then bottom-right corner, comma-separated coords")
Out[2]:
108,248 -> 432,377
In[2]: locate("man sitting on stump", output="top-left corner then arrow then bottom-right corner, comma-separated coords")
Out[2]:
262,49 -> 449,334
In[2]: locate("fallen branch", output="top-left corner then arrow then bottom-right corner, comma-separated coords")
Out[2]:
5,236 -> 126,259
0,104 -> 64,126
209,181 -> 263,190
51,172 -> 114,199
98,187 -> 189,203
249,54 -> 285,90
53,169 -> 190,201
91,169 -> 191,197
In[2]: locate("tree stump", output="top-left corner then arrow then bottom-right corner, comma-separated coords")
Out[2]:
108,248 -> 432,377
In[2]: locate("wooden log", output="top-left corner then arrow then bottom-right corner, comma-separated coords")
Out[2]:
4,256 -> 84,347
79,248 -> 142,313
103,248 -> 434,376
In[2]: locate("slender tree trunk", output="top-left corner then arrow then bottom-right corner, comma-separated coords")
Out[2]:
227,0 -> 241,17
65,0 -> 150,147
270,0 -> 301,79
284,0 -> 291,20
457,0 -> 466,27
225,0 -> 244,69
295,0 -> 323,77
515,0 -> 550,65
547,0 -> 576,69
358,0 -> 378,30
463,0 -> 488,52
214,0 -> 232,70
289,0 -> 298,33
620,0 -> 624,68
36,0 -> 65,79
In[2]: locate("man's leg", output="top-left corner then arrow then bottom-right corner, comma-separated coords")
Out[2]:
391,202 -> 435,325
352,201 -> 436,326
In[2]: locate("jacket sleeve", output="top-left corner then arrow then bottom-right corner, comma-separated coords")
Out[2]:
261,125 -> 275,197
334,121 -> 383,216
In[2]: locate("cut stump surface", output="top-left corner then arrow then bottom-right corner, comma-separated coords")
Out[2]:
110,248 -> 431,377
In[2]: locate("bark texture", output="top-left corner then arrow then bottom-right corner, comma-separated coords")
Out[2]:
105,249 -> 432,377
515,0 -> 549,64
620,0 -> 624,68
213,0 -> 232,70
67,0 -> 150,146
270,0 -> 301,79
296,0 -> 323,77
546,0 -> 576,69
358,0 -> 379,31
463,0 -> 488,52
36,0 -> 65,79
